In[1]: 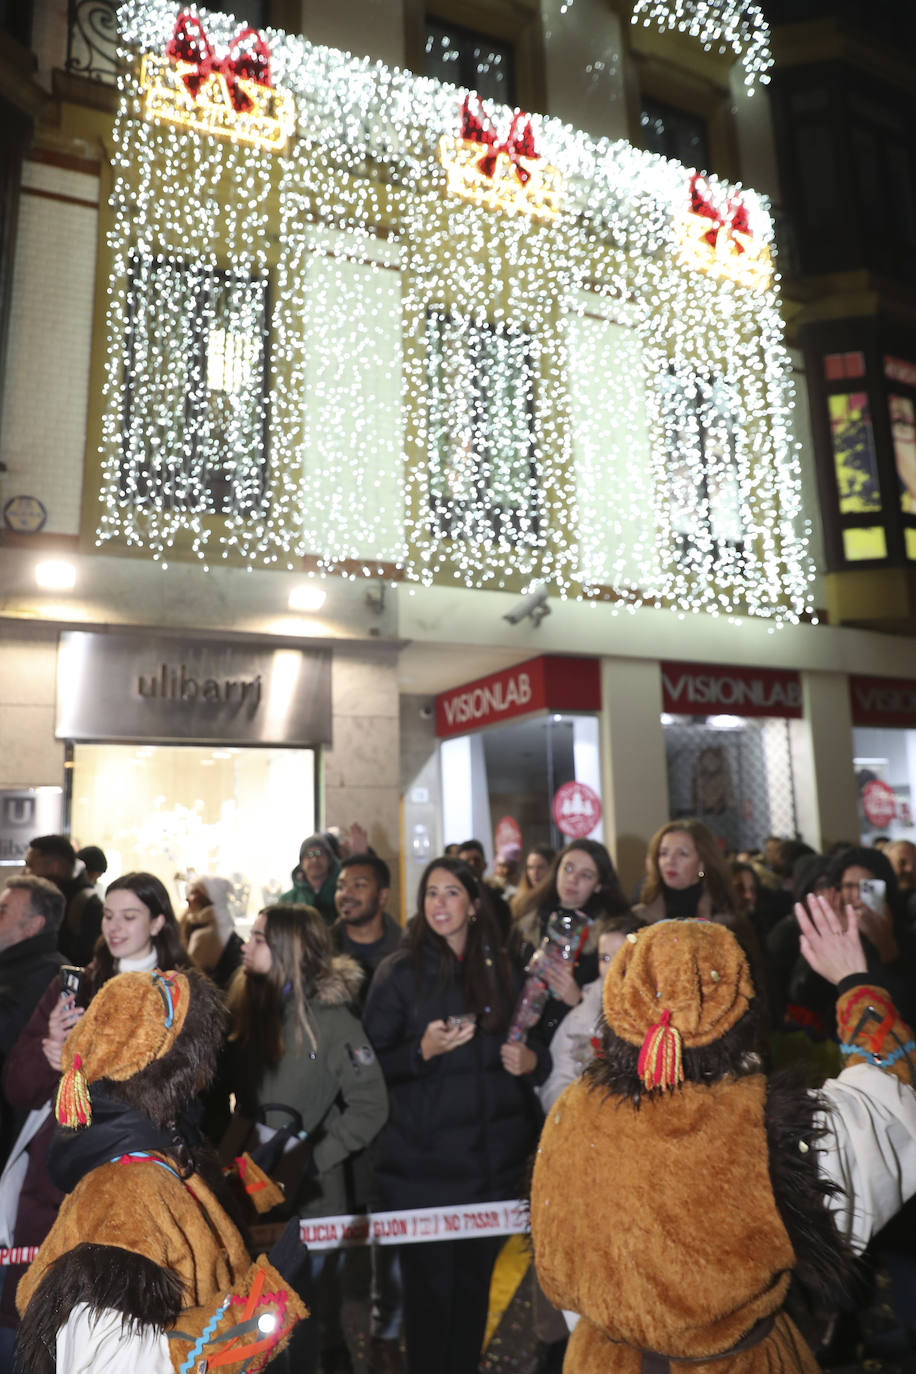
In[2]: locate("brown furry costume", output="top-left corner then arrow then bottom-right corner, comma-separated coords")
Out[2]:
530,919 -> 916,1374
16,969 -> 306,1373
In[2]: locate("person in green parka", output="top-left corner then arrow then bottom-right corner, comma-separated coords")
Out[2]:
281,833 -> 341,925
227,903 -> 388,1374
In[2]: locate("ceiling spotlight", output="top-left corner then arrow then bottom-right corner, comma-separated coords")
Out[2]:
35,560 -> 76,591
288,584 -> 327,612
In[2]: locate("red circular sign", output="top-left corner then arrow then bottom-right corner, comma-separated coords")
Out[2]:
494,815 -> 522,856
552,781 -> 602,839
862,779 -> 897,829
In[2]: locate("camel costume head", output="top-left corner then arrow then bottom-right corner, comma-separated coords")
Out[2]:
530,920 -> 831,1374
598,916 -> 760,1098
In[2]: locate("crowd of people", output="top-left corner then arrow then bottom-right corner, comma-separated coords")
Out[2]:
0,821 -> 915,1373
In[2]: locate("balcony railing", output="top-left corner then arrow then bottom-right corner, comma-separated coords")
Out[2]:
66,0 -> 119,84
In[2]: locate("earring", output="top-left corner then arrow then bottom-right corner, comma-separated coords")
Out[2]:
698,869 -> 705,879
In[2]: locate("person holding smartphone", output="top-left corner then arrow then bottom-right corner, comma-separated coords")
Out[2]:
363,858 -> 545,1374
832,846 -> 916,1024
0,874 -> 188,1364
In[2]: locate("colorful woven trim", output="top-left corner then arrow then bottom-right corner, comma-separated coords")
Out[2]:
839,1039 -> 916,1069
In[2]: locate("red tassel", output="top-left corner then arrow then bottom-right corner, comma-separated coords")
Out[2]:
55,1052 -> 92,1128
637,1009 -> 683,1091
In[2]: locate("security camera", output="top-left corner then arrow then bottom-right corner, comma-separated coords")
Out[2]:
419,704 -> 434,719
503,584 -> 551,627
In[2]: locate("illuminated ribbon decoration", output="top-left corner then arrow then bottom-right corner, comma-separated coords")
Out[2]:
689,172 -> 751,252
166,11 -> 273,115
459,96 -> 540,185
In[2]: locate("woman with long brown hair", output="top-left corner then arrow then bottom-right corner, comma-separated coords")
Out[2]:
363,857 -> 544,1374
510,838 -> 631,1046
635,819 -> 735,923
224,903 -> 387,1374
509,843 -> 557,918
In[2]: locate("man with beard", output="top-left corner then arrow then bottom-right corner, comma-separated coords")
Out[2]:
331,854 -> 402,1009
331,853 -> 404,1374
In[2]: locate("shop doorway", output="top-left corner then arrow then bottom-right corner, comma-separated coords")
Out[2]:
662,714 -> 799,853
69,743 -> 316,921
441,713 -> 602,855
852,727 -> 916,843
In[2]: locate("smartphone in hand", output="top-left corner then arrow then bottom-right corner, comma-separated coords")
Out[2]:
58,965 -> 86,1003
859,878 -> 886,916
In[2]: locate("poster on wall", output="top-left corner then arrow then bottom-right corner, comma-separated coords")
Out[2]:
494,815 -> 522,857
552,782 -> 602,839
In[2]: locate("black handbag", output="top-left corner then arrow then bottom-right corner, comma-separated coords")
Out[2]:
219,1102 -> 314,1218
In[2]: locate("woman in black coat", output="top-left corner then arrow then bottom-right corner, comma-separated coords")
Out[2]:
363,857 -> 544,1374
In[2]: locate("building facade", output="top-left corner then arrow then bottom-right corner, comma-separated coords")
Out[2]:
1,0 -> 915,914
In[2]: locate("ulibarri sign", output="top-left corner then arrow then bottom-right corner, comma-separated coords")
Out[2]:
56,632 -> 332,744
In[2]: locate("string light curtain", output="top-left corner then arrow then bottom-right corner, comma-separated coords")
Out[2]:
97,2 -> 812,622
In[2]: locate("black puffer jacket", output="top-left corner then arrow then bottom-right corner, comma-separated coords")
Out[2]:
363,944 -> 543,1210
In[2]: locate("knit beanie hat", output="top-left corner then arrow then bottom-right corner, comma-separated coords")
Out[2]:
56,970 -> 194,1128
298,834 -> 336,866
199,874 -> 236,940
602,919 -> 755,1092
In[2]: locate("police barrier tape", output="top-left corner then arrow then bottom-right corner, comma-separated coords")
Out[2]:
299,1200 -> 528,1250
0,1248 -> 38,1266
2,1203 -> 529,1263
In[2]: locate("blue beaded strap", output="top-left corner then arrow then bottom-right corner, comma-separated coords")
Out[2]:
840,1038 -> 916,1068
109,1150 -> 181,1176
177,1297 -> 231,1374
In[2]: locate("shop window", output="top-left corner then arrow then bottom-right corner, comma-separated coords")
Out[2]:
425,17 -> 516,105
425,310 -> 540,547
640,97 -> 710,174
121,253 -> 268,517
662,714 -> 799,854
827,390 -> 887,561
885,355 -> 916,559
772,71 -> 916,282
659,372 -> 744,563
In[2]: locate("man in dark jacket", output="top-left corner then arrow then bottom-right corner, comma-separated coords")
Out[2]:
332,854 -> 403,1009
24,834 -> 102,966
0,876 -> 65,1160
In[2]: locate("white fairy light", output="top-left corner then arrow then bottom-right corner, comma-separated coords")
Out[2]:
94,1 -> 811,622
630,0 -> 773,93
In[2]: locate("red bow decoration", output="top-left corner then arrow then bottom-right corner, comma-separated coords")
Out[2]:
689,172 -> 751,252
166,11 -> 272,115
459,95 -> 540,185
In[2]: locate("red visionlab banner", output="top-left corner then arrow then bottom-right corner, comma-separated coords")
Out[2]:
661,662 -> 803,719
435,656 -> 600,739
850,675 -> 916,729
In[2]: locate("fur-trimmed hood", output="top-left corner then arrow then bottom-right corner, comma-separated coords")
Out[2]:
313,954 -> 364,1007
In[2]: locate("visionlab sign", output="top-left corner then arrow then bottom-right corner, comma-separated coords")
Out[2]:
435,656 -> 601,739
850,675 -> 916,728
661,662 -> 802,719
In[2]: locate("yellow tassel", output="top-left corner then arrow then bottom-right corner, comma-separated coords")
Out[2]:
55,1053 -> 92,1128
637,1009 -> 684,1091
